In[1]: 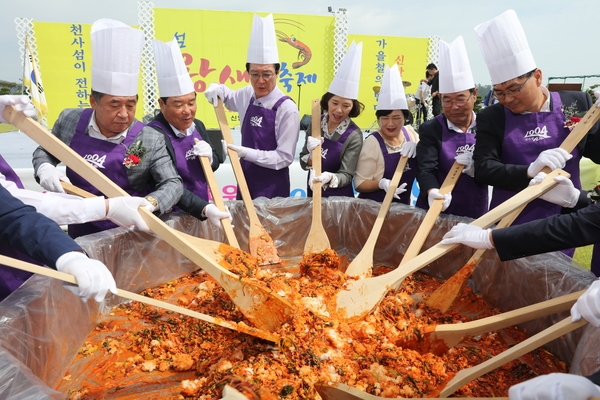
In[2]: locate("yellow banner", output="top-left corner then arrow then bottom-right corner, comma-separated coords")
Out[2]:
348,34 -> 430,129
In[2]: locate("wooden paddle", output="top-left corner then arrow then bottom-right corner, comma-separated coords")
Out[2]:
426,103 -> 600,312
4,106 -> 293,332
438,316 -> 587,397
0,254 -> 279,343
214,100 -> 281,265
304,99 -> 330,254
344,156 -> 409,276
416,289 -> 583,354
195,139 -> 240,248
316,383 -> 507,400
333,168 -> 568,320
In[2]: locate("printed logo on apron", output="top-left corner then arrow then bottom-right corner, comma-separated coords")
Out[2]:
523,125 -> 551,142
83,153 -> 108,169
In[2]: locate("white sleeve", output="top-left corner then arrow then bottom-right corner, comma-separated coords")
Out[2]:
1,178 -> 107,225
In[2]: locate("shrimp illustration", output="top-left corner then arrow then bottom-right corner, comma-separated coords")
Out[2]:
276,30 -> 312,69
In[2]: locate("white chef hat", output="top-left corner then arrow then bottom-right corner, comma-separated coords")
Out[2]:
153,38 -> 195,98
246,13 -> 279,64
91,18 -> 144,96
376,64 -> 408,110
328,41 -> 363,100
439,36 -> 475,94
474,9 -> 536,85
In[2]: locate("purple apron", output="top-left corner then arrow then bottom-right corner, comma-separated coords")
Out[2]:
240,96 -> 291,199
148,120 -> 209,203
66,108 -> 148,238
0,155 -> 37,300
490,92 -> 581,223
416,115 -> 489,218
308,116 -> 358,198
358,128 -> 416,205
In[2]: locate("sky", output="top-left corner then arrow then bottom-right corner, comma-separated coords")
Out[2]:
1,0 -> 599,89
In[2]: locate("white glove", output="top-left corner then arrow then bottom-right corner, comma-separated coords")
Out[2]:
455,151 -> 474,177
37,163 -> 71,193
227,144 -> 249,159
106,197 -> 151,231
527,148 -> 572,177
204,204 -> 233,228
595,89 -> 600,107
192,140 -> 213,164
529,172 -> 579,208
427,188 -> 452,211
221,140 -> 228,159
571,279 -> 600,328
220,385 -> 249,400
400,141 -> 417,158
509,373 -> 600,400
0,95 -> 36,123
307,136 -> 324,152
55,251 -> 117,303
441,223 -> 494,249
204,83 -> 223,107
310,170 -> 339,191
378,179 -> 407,200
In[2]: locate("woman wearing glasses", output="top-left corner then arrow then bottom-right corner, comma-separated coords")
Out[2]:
415,37 -> 489,219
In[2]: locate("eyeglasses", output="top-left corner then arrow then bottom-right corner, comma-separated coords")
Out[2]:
250,72 -> 275,81
492,74 -> 532,100
442,93 -> 472,108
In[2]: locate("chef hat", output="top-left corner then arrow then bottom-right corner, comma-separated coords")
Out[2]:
246,14 -> 279,64
91,18 -> 144,96
474,9 -> 536,85
439,36 -> 475,94
328,41 -> 363,100
153,38 -> 195,97
376,64 -> 408,110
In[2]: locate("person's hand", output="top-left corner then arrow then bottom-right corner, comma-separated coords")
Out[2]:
55,251 -> 118,303
227,144 -> 249,159
204,204 -> 233,228
309,170 -> 338,190
527,148 -> 572,177
106,197 -> 151,231
220,385 -> 249,400
37,163 -> 71,193
378,179 -> 407,199
441,223 -> 494,249
192,140 -> 213,164
571,279 -> 600,328
594,89 -> 600,107
0,95 -> 36,123
307,136 -> 324,152
427,188 -> 452,211
508,372 -> 600,400
455,151 -> 474,177
401,141 -> 417,158
529,172 -> 579,208
204,83 -> 223,107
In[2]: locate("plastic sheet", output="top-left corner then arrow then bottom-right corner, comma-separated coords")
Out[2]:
0,196 -> 598,398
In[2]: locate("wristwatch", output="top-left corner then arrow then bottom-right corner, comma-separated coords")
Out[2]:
145,196 -> 159,210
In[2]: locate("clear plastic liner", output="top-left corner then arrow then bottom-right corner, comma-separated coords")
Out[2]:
0,197 -> 597,398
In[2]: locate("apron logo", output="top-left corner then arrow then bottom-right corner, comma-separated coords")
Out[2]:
83,153 -> 107,169
250,116 -> 263,127
455,143 -> 475,155
321,147 -> 328,160
185,149 -> 196,161
524,125 -> 551,142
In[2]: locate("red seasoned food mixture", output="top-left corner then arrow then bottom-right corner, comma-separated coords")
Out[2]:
58,249 -> 566,399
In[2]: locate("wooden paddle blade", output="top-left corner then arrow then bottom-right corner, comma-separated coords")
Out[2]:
213,100 -> 281,265
345,156 -> 409,277
315,383 -> 508,400
304,98 -> 330,254
438,317 -> 587,398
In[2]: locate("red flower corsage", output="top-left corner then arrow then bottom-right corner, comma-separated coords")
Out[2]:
123,140 -> 147,169
564,116 -> 582,132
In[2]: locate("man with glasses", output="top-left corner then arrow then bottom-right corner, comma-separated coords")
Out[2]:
204,14 -> 300,199
416,37 -> 488,219
471,10 -> 600,243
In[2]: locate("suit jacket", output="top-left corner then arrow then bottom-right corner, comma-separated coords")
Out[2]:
32,108 -> 183,213
0,185 -> 81,268
149,113 -> 222,220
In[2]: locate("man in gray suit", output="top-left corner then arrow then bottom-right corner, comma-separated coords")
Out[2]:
32,19 -> 182,238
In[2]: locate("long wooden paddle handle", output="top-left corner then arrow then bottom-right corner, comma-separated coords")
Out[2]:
401,161 -> 464,263
195,140 -> 240,248
315,383 -> 509,400
213,100 -> 261,226
0,254 -> 278,343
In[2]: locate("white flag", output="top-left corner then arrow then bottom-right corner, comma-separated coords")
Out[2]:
23,38 -> 48,120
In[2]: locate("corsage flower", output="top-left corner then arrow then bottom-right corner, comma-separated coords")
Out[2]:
123,140 -> 147,169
